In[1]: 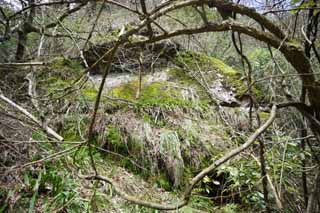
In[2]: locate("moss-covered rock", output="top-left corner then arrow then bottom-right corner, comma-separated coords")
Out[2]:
108,79 -> 197,108
159,130 -> 184,188
171,50 -> 262,104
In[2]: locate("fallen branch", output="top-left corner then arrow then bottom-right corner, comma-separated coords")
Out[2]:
10,143 -> 82,170
0,93 -> 64,141
85,105 -> 277,210
88,175 -> 188,210
0,62 -> 46,66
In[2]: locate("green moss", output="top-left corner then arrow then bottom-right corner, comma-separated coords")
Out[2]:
168,67 -> 195,85
174,50 -> 238,76
172,51 -> 256,98
259,111 -> 270,121
109,80 -> 194,108
107,126 -> 123,146
287,39 -> 302,48
50,57 -> 83,76
95,29 -> 120,43
211,57 -> 238,76
171,50 -> 264,100
36,57 -> 84,99
155,173 -> 172,191
45,77 -> 70,94
81,88 -> 98,101
110,80 -> 138,100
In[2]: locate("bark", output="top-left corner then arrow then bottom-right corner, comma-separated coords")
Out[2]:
306,168 -> 320,213
259,138 -> 271,212
15,30 -> 28,61
140,0 -> 153,38
15,0 -> 35,61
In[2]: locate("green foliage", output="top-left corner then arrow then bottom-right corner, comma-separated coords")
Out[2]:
168,67 -> 196,85
248,48 -> 271,72
61,116 -> 86,141
3,160 -> 90,212
40,165 -> 90,212
107,125 -> 123,147
244,191 -> 265,209
0,37 -> 16,62
155,173 -> 172,191
187,196 -> 216,212
49,57 -> 84,76
220,203 -> 240,212
81,88 -> 98,102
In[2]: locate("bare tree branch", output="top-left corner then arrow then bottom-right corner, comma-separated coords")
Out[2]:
0,93 -> 63,141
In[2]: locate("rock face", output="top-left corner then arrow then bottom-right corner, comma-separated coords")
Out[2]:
159,130 -> 184,188
83,39 -> 180,75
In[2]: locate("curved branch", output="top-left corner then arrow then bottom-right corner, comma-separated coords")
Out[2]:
8,0 -> 82,19
45,2 -> 87,29
107,0 -> 141,15
205,0 -> 285,39
129,20 -> 282,52
89,174 -> 187,210
146,0 -> 285,41
147,0 -> 285,39
129,19 -> 316,97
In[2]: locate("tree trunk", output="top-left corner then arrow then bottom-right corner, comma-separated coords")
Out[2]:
15,30 -> 27,61
15,0 -> 35,61
281,46 -> 320,136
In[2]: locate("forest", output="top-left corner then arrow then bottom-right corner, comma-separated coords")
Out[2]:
0,0 -> 320,212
